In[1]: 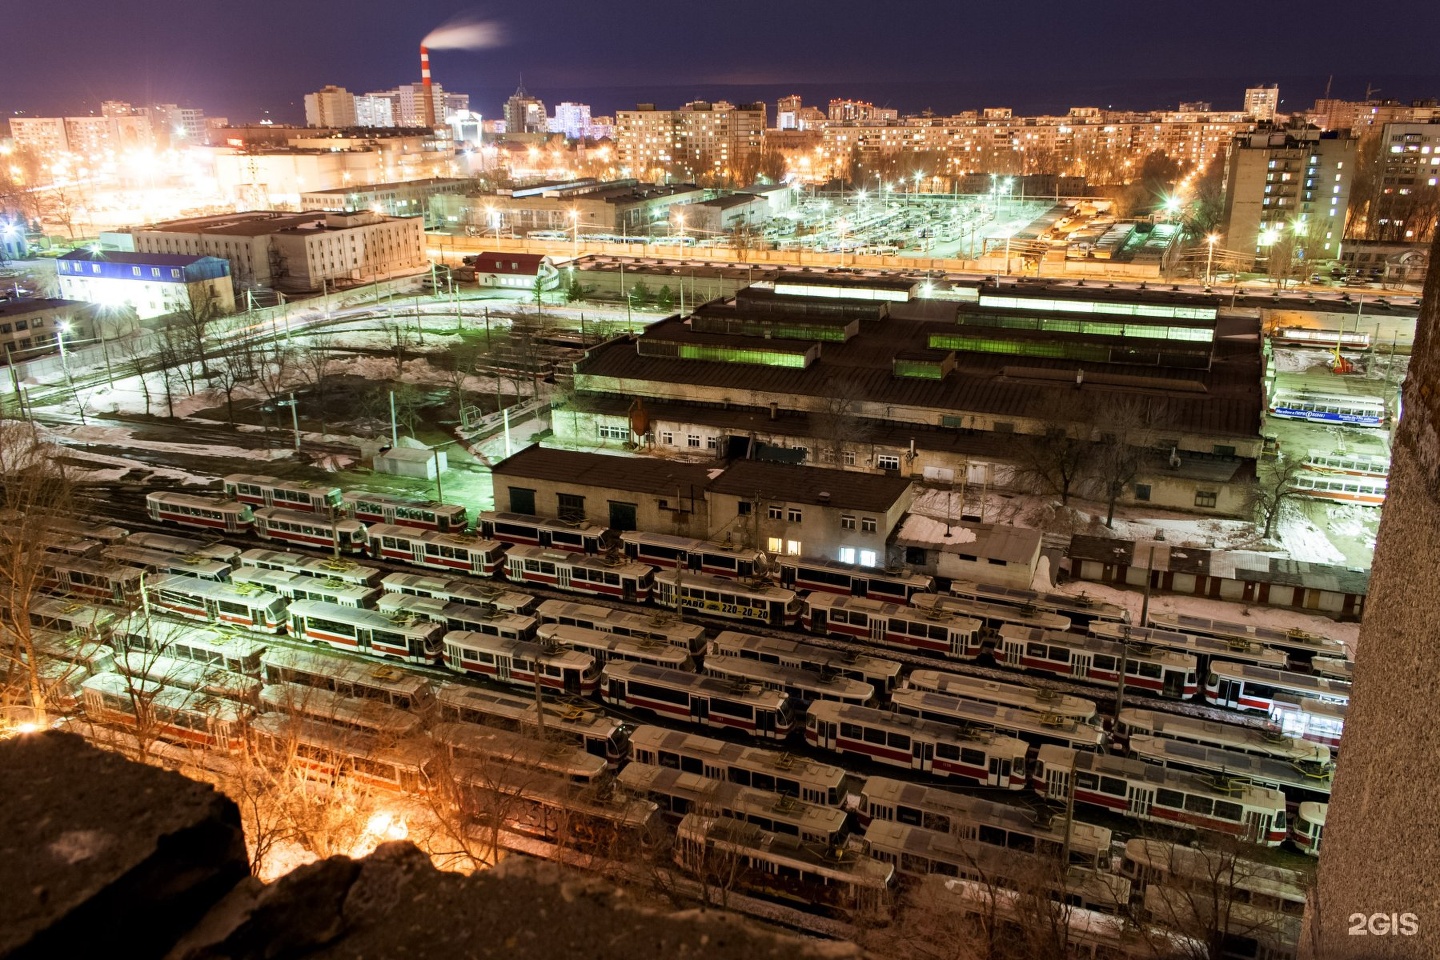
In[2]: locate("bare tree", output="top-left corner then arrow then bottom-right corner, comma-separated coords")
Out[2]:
1249,451 -> 1307,541
172,285 -> 224,377
378,319 -> 415,376
1010,419 -> 1095,505
0,425 -> 77,724
1090,397 -> 1171,527
211,338 -> 259,427
809,377 -> 871,467
115,336 -> 154,417
294,334 -> 338,437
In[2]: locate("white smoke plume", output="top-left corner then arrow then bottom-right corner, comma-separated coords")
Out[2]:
423,13 -> 506,50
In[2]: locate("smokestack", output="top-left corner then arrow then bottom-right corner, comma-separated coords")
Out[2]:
420,44 -> 436,129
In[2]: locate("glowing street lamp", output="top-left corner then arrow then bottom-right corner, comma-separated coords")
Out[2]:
1205,233 -> 1219,286
570,208 -> 580,259
673,211 -> 685,240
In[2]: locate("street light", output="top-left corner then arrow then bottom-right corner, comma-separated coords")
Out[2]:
1205,233 -> 1219,286
673,211 -> 685,241
570,208 -> 580,259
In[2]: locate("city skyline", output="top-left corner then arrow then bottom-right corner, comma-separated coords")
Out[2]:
5,0 -> 1440,123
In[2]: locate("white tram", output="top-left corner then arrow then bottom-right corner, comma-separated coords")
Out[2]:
620,530 -> 768,580
374,594 -> 538,642
1291,801 -> 1327,856
146,574 -> 288,633
892,688 -> 1106,751
1116,708 -> 1331,766
674,814 -> 893,916
29,627 -> 116,677
43,557 -> 145,605
505,545 -> 655,604
1310,656 -> 1354,682
432,720 -> 608,785
366,524 -> 507,576
1268,694 -> 1345,750
1268,391 -> 1388,428
1121,838 -> 1306,958
804,593 -> 984,659
536,622 -> 695,671
260,646 -> 433,710
223,474 -> 343,515
259,681 -> 423,739
435,681 -> 629,765
858,776 -> 1112,871
102,543 -> 232,582
911,592 -> 1073,634
341,491 -> 467,533
1032,744 -> 1289,845
237,549 -> 381,586
1147,612 -> 1349,664
534,599 -> 707,656
28,596 -> 121,642
117,651 -> 262,704
629,724 -> 849,806
228,567 -> 380,608
616,762 -> 848,843
905,669 -> 1099,725
1303,450 -> 1389,478
287,598 -> 445,664
442,629 -> 601,696
81,673 -> 250,752
1088,622 -> 1289,671
1291,471 -> 1388,506
778,555 -> 934,603
125,531 -> 242,563
379,572 -> 534,615
703,655 -> 875,706
651,571 -> 800,628
709,630 -> 903,694
949,580 -> 1129,629
42,517 -> 129,544
1204,660 -> 1351,713
249,713 -> 431,794
996,625 -> 1199,699
478,510 -> 608,554
1126,733 -> 1334,801
864,820 -> 1132,915
253,507 -> 367,554
145,491 -> 254,534
806,700 -> 1028,788
601,661 -> 797,739
117,616 -> 267,676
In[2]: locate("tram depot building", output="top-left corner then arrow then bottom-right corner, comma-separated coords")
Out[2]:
551,272 -> 1267,519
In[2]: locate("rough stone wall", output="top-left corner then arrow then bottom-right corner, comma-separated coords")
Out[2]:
0,732 -> 850,960
1304,231 -> 1440,959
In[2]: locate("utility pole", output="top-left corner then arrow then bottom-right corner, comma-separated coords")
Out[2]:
287,392 -> 300,450
1115,542 -> 1157,717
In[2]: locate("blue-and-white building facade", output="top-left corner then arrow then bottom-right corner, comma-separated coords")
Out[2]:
55,251 -> 235,319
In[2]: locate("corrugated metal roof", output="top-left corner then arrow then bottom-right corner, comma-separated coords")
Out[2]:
492,446 -> 715,498
709,460 -> 912,513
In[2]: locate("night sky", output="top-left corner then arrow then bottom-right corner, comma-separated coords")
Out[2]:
6,0 -> 1440,124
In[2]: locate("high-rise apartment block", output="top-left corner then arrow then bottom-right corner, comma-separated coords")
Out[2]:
828,99 -> 899,123
1370,120 -> 1440,241
354,95 -> 396,128
504,86 -> 548,135
1243,84 -> 1280,122
1218,126 -> 1356,263
304,86 -> 358,127
8,112 -> 155,156
615,101 -> 766,183
551,102 -> 593,140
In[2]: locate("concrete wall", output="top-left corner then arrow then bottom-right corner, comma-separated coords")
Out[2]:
492,473 -> 711,536
1305,232 -> 1440,957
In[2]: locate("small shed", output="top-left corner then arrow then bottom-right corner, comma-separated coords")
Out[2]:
374,446 -> 445,480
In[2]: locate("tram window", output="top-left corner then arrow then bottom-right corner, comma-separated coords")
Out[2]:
1214,800 -> 1243,822
1138,662 -> 1162,679
936,743 -> 959,761
1184,795 -> 1213,817
887,732 -> 910,750
1076,772 -> 1098,791
961,748 -> 985,767
1157,788 -> 1185,809
1027,643 -> 1047,658
709,698 -> 753,722
525,559 -> 541,572
1047,645 -> 1068,662
1093,655 -> 1116,671
1099,777 -> 1127,797
863,727 -> 886,745
929,625 -> 949,642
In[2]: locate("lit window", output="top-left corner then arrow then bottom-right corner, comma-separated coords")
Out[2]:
766,536 -> 783,554
859,550 -> 878,567
785,540 -> 801,556
838,547 -> 856,563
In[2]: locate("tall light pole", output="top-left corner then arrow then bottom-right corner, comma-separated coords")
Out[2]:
1205,233 -> 1219,286
570,208 -> 580,260
55,320 -> 85,425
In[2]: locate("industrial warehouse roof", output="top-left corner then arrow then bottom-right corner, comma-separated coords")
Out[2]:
134,211 -> 331,236
57,250 -> 219,267
708,460 -> 912,513
491,446 -> 716,498
1067,535 -> 1371,596
576,308 -> 1266,439
895,514 -> 1043,565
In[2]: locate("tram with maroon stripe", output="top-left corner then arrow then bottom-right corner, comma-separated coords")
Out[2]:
366,524 -> 506,576
504,545 -> 654,603
600,661 -> 796,739
145,491 -> 254,534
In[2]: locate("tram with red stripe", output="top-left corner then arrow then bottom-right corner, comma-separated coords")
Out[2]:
366,524 -> 507,576
145,491 -> 254,534
341,491 -> 467,533
600,661 -> 796,739
223,474 -> 342,515
478,511 -> 608,554
145,574 -> 288,633
804,592 -> 984,659
253,508 -> 366,553
286,598 -> 445,664
442,629 -> 601,696
997,625 -> 1198,699
1203,660 -> 1351,713
504,545 -> 654,603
